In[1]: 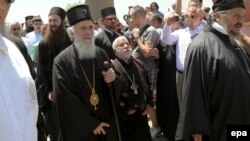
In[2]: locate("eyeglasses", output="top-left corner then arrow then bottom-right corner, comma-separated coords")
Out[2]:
105,17 -> 117,21
6,0 -> 15,3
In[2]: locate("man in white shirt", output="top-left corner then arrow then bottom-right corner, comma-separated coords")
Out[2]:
25,15 -> 43,56
161,6 -> 205,104
0,0 -> 38,141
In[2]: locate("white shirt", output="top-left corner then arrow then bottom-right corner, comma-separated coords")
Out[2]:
25,31 -> 43,55
161,22 -> 206,71
0,34 -> 38,141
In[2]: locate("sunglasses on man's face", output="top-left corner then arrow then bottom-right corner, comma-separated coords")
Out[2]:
6,0 -> 15,3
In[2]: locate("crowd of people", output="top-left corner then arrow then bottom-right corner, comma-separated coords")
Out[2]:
1,0 -> 250,141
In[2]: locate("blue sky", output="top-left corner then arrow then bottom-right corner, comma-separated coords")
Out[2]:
7,0 -> 213,24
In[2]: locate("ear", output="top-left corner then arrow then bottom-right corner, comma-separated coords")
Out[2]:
213,12 -> 221,22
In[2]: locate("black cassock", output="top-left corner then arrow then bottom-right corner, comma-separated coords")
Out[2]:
37,35 -> 72,141
156,43 -> 180,140
112,58 -> 152,141
53,46 -> 119,141
95,29 -> 120,59
175,26 -> 250,141
9,35 -> 36,79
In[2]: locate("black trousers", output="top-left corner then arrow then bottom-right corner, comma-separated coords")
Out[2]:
120,114 -> 152,141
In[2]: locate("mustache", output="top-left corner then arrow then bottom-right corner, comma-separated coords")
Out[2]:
235,23 -> 242,28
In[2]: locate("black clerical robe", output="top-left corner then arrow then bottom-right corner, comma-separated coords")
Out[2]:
156,43 -> 180,140
53,45 -> 119,141
37,36 -> 72,141
175,26 -> 250,141
9,35 -> 36,79
112,58 -> 152,141
37,36 -> 72,110
95,29 -> 120,59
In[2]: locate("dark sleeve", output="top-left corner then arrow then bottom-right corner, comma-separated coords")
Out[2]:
53,57 -> 100,141
10,36 -> 36,79
176,41 -> 214,140
95,33 -> 103,48
111,61 -> 131,114
36,42 -> 50,110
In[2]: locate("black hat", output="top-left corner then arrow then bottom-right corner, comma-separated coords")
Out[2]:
67,5 -> 93,26
25,15 -> 34,21
212,0 -> 245,13
49,7 -> 66,20
101,7 -> 116,18
32,15 -> 42,22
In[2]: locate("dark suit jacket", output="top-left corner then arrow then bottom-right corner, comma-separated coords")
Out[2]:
95,29 -> 120,59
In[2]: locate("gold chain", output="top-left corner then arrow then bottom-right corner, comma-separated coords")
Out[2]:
79,59 -> 95,91
79,59 -> 99,110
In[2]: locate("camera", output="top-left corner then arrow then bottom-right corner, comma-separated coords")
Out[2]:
175,15 -> 185,22
123,14 -> 131,22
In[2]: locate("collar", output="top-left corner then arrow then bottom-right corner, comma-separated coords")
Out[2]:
212,22 -> 228,35
186,21 -> 205,32
104,28 -> 114,35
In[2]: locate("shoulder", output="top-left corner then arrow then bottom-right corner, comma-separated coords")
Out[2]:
96,47 -> 109,59
54,45 -> 74,65
132,58 -> 146,69
95,30 -> 105,38
188,31 -> 219,55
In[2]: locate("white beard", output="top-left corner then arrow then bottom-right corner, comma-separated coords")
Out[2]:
74,36 -> 96,60
116,48 -> 132,62
224,24 -> 244,47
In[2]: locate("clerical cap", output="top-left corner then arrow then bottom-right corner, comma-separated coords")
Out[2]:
212,0 -> 245,13
49,7 -> 66,20
25,15 -> 34,21
101,7 -> 116,18
67,5 -> 93,26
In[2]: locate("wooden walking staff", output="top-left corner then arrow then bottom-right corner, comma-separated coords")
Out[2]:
103,61 -> 122,141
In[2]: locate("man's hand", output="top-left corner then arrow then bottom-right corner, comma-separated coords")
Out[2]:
93,122 -> 110,135
192,134 -> 202,141
142,104 -> 152,116
131,28 -> 140,38
165,13 -> 179,26
102,68 -> 116,83
127,109 -> 136,115
48,92 -> 53,101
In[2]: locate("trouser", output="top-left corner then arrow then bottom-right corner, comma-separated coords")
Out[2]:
176,71 -> 183,106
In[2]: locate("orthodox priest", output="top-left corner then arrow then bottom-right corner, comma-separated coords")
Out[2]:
53,5 -> 119,141
175,0 -> 250,141
95,7 -> 120,59
112,36 -> 152,141
37,6 -> 71,141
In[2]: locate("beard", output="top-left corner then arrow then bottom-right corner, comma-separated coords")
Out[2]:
116,47 -> 132,62
224,23 -> 244,47
0,22 -> 9,38
74,35 -> 96,60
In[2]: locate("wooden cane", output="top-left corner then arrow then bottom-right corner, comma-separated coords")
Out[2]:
103,61 -> 122,141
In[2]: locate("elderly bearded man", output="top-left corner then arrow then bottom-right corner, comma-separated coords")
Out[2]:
53,5 -> 119,141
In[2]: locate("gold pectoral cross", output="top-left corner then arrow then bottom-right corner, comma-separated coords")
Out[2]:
131,82 -> 139,94
90,89 -> 99,110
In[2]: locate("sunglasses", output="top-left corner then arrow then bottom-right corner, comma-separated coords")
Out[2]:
5,0 -> 15,3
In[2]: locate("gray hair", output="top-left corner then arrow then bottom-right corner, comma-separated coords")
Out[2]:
112,36 -> 127,49
130,5 -> 146,17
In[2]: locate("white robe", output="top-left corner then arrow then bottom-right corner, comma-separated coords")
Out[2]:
0,34 -> 38,141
